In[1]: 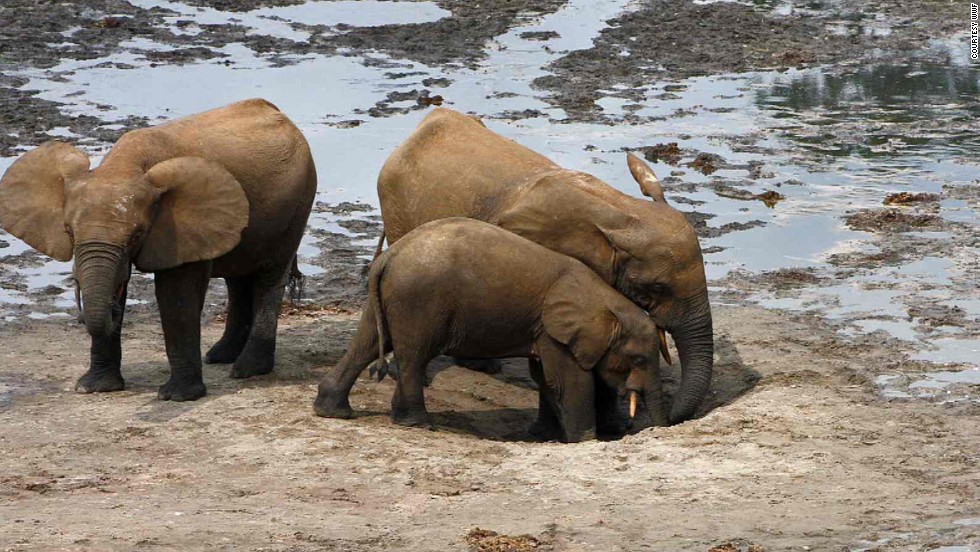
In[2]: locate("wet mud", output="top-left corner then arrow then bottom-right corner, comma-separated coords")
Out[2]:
844,208 -> 944,233
0,75 -> 149,156
532,0 -> 965,122
327,0 -> 567,68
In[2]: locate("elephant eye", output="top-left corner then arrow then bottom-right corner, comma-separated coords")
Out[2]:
632,355 -> 647,367
641,284 -> 670,307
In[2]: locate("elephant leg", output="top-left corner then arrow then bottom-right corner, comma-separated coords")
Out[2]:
535,335 -> 597,443
156,262 -> 210,401
231,264 -> 288,379
75,282 -> 127,393
390,348 -> 433,428
595,376 -> 628,436
452,357 -> 502,374
205,276 -> 253,364
527,357 -> 562,441
314,306 -> 390,419
551,368 -> 597,443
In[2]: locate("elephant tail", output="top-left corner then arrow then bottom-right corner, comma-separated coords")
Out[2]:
373,228 -> 386,260
287,255 -> 305,303
368,252 -> 390,380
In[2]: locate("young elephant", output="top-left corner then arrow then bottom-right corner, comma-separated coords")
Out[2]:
314,218 -> 667,442
0,99 -> 316,401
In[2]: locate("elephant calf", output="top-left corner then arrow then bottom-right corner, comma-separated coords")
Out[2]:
0,99 -> 317,401
314,218 -> 667,442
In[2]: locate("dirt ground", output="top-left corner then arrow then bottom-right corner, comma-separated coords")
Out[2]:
1,0 -> 979,551
2,298 -> 978,551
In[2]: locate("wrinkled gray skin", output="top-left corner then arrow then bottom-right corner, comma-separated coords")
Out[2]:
373,108 -> 713,424
0,99 -> 317,401
314,218 -> 667,442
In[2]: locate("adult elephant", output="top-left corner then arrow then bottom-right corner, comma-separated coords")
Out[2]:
375,108 -> 712,423
0,99 -> 317,401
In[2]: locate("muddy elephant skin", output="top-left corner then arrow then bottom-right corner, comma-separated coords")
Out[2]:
375,108 -> 712,423
0,98 -> 317,401
314,218 -> 667,443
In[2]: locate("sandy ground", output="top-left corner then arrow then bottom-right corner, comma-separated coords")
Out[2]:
2,298 -> 978,551
2,0 -> 979,551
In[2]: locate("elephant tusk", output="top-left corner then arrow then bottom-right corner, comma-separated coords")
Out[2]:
73,279 -> 84,324
657,326 -> 672,365
629,390 -> 638,418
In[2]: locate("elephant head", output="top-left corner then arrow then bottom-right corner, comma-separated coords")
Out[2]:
498,153 -> 712,423
0,140 -> 249,339
541,273 -> 667,435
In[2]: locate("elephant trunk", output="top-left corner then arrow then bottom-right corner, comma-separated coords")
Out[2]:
641,369 -> 669,427
75,243 -> 126,338
668,293 -> 714,423
627,364 -> 669,427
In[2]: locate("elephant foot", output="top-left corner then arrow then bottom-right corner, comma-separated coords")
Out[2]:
158,378 -> 206,401
229,343 -> 275,379
229,360 -> 274,379
75,369 -> 125,394
453,358 -> 502,375
313,385 -> 353,419
204,337 -> 246,364
391,406 -> 432,429
561,426 -> 598,444
528,418 -> 562,441
595,381 -> 628,436
596,411 -> 629,437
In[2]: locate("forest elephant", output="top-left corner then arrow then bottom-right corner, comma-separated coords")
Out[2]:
314,218 -> 667,442
371,108 -> 712,424
0,99 -> 317,401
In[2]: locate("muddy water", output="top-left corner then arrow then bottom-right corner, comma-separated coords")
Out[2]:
0,1 -> 977,397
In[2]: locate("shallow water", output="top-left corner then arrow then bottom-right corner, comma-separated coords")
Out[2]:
0,1 -> 977,392
125,0 -> 450,41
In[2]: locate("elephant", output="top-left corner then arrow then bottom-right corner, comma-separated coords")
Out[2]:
0,98 -> 317,401
371,108 -> 712,423
314,218 -> 667,442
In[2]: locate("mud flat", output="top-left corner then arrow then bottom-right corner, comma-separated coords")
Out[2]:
1,0 -> 978,551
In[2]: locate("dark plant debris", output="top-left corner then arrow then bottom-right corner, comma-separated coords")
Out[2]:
464,528 -> 543,552
883,192 -> 940,205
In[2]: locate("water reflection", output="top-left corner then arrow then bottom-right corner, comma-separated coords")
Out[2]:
756,58 -> 980,158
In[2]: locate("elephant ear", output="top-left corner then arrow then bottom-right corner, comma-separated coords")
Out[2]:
136,156 -> 249,272
542,274 -> 620,371
626,152 -> 666,203
497,174 -> 638,285
0,141 -> 90,261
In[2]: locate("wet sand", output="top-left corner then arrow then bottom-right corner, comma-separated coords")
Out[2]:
1,1 -> 978,550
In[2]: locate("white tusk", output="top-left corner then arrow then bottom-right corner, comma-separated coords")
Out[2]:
657,326 -> 672,365
629,390 -> 638,418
